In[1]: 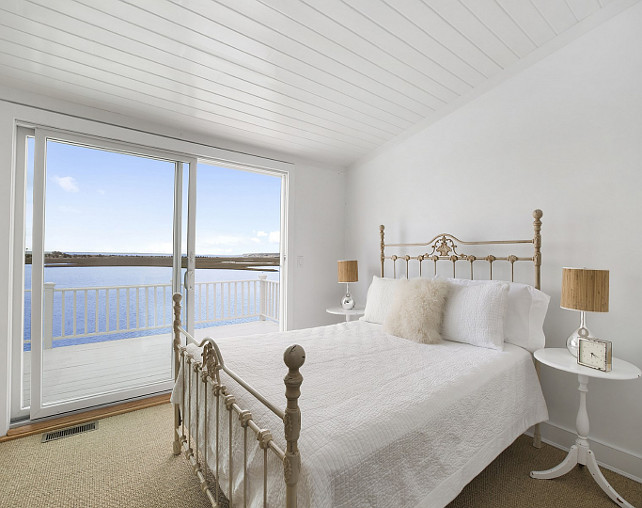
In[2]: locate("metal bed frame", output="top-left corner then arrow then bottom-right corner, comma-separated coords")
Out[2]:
172,209 -> 544,507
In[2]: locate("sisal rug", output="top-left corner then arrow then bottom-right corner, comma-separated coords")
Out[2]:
0,403 -> 639,508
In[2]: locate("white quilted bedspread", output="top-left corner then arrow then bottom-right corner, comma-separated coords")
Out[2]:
172,321 -> 548,508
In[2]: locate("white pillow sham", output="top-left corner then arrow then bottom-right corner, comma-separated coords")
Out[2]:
441,279 -> 509,350
502,282 -> 549,352
383,278 -> 450,344
447,278 -> 550,352
362,276 -> 399,325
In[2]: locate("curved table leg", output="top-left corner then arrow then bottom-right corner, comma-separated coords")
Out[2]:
530,445 -> 579,479
530,374 -> 635,507
585,450 -> 634,508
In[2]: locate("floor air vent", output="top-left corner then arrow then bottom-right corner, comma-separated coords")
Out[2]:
41,421 -> 98,443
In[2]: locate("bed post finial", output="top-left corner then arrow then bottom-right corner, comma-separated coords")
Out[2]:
380,225 -> 385,277
283,344 -> 305,508
532,210 -> 543,290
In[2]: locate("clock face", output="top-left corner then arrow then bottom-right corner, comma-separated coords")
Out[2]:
578,338 -> 611,371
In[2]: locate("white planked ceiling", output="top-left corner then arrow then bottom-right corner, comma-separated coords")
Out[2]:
0,0 -> 632,167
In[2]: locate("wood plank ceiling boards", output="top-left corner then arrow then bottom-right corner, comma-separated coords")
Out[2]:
0,0 -> 632,167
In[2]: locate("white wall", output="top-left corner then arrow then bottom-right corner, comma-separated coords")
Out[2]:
289,163 -> 350,329
0,88 -> 345,436
345,3 -> 642,480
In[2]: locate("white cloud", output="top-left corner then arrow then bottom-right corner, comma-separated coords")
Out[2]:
256,231 -> 268,238
53,175 -> 79,192
268,231 -> 280,244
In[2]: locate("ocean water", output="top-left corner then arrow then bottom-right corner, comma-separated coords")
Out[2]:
22,265 -> 280,350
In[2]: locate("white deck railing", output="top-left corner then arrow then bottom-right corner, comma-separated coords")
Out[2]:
26,275 -> 279,348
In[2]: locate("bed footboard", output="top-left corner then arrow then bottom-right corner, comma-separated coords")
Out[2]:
172,293 -> 305,507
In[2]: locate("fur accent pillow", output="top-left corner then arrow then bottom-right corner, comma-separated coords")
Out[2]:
383,278 -> 450,344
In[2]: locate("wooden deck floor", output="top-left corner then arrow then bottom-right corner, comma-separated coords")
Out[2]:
22,320 -> 279,408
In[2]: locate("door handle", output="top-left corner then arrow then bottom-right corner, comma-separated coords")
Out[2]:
183,270 -> 194,291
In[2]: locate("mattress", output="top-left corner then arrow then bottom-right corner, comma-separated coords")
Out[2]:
172,320 -> 548,508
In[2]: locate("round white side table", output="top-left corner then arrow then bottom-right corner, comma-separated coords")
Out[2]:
326,307 -> 364,322
531,348 -> 641,508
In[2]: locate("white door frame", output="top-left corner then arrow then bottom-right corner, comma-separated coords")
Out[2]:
174,159 -> 197,337
29,128 -> 46,420
10,127 -> 33,421
172,159 -> 197,347
185,160 -> 197,335
279,170 -> 292,331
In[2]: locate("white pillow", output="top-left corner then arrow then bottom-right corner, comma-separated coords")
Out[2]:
503,282 -> 550,352
447,278 -> 550,352
442,279 -> 509,350
362,276 -> 399,324
383,278 -> 450,344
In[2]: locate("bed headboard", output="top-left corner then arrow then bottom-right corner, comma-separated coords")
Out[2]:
380,209 -> 542,289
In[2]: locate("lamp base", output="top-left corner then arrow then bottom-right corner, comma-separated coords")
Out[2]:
566,326 -> 592,357
341,294 -> 354,310
341,282 -> 355,310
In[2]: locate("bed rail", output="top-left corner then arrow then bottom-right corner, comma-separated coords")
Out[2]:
172,293 -> 304,507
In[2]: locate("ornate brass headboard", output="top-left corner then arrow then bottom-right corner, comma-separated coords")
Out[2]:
380,209 -> 543,289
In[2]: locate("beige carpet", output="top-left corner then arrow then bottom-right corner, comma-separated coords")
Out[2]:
447,434 -> 642,508
1,403 -> 640,508
0,404 -> 211,508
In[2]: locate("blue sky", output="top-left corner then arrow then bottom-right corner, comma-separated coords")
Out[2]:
27,139 -> 282,255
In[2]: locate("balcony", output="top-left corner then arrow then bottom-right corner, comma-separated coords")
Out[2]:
20,276 -> 279,408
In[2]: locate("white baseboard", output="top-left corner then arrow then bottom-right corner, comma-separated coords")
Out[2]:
527,422 -> 642,483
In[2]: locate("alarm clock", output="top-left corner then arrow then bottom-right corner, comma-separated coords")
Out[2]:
577,337 -> 612,372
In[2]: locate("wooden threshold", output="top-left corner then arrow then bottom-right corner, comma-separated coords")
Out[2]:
0,393 -> 170,443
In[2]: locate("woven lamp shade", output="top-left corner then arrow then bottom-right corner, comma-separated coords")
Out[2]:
560,268 -> 609,312
337,260 -> 358,283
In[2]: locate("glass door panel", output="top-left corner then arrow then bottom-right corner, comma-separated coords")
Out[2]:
191,162 -> 282,341
30,132 -> 181,418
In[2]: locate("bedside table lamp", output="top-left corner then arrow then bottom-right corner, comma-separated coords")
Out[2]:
561,267 -> 609,357
338,260 -> 358,310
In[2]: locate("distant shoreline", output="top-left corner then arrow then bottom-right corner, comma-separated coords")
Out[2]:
26,253 -> 280,272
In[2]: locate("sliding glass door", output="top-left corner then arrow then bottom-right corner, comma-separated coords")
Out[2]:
11,126 -> 288,423
20,129 -> 191,420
